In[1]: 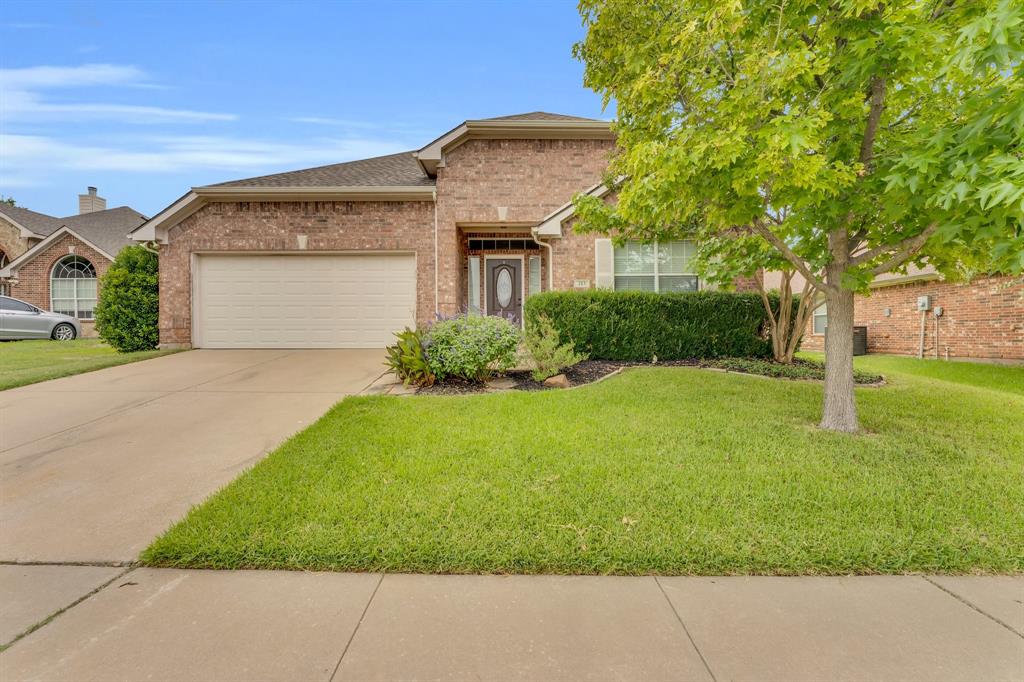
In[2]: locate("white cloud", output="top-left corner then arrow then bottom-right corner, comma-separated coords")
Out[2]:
0,63 -> 234,124
0,64 -> 144,89
1,133 -> 409,178
287,116 -> 389,129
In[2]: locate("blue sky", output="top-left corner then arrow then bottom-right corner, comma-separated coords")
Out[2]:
0,0 -> 607,217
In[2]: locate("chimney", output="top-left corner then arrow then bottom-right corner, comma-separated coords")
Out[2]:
78,186 -> 106,214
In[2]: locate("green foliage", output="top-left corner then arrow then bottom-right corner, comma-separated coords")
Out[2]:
426,314 -> 521,382
385,327 -> 435,387
524,290 -> 795,361
708,357 -> 881,384
573,0 -> 1024,283
523,314 -> 587,381
1,196 -> 15,207
94,245 -> 159,353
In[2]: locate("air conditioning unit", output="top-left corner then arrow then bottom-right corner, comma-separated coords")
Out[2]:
916,295 -> 932,311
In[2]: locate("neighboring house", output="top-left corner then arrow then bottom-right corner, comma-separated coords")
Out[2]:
0,188 -> 148,336
131,112 -> 735,349
793,266 -> 1023,361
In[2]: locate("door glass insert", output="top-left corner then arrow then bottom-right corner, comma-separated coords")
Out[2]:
496,268 -> 513,307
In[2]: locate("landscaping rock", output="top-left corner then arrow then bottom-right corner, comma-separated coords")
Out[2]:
543,374 -> 570,389
486,378 -> 516,390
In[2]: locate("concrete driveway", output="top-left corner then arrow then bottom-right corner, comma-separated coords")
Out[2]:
0,349 -> 384,564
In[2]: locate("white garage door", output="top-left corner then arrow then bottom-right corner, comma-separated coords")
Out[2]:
194,254 -> 416,348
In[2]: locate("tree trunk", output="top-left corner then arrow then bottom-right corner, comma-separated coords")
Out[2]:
820,285 -> 859,432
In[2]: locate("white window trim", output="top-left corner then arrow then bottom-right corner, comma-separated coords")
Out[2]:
50,255 -> 97,320
813,301 -> 827,335
613,240 -> 699,293
528,254 -> 542,297
467,255 -> 481,315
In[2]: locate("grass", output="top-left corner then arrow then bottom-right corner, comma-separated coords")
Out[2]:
0,339 -> 179,391
143,356 -> 1024,575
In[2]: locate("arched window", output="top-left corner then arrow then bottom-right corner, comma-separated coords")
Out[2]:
0,249 -> 8,295
51,255 -> 97,319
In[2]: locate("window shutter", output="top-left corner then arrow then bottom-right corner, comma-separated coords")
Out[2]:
594,239 -> 614,289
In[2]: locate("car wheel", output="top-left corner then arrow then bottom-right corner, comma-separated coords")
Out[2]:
52,323 -> 77,341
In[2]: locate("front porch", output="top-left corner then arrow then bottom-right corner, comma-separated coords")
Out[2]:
459,230 -> 548,325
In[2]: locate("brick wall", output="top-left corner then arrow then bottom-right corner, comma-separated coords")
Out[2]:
1,216 -> 34,264
435,138 -> 615,313
158,200 -> 435,346
5,233 -> 112,337
800,275 -> 1023,360
460,232 -> 547,315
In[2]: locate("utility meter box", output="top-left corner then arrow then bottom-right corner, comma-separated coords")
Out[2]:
916,295 -> 932,311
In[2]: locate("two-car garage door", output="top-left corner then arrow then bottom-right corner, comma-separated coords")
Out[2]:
193,254 -> 416,348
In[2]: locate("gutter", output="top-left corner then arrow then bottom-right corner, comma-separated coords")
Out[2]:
531,225 -> 555,291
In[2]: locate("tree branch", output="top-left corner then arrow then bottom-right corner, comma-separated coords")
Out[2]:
855,222 -> 940,275
749,220 -> 829,291
859,75 -> 887,168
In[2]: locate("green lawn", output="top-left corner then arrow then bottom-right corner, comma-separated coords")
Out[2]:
0,339 -> 179,391
143,356 -> 1024,575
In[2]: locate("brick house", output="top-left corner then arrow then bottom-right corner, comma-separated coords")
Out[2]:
129,111 -> 1021,358
796,267 -> 1023,361
0,188 -> 147,337
131,112 -> 718,349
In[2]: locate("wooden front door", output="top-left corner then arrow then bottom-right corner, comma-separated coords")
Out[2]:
486,258 -> 522,325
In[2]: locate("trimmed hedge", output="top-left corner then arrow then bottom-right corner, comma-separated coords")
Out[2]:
524,290 -> 795,361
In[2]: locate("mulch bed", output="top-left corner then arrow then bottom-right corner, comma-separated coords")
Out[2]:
416,359 -> 700,396
414,357 -> 884,395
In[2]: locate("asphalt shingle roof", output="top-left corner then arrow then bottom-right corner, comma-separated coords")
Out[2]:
0,205 -> 65,236
202,113 -> 603,189
204,151 -> 433,189
61,207 -> 148,256
480,111 -> 602,122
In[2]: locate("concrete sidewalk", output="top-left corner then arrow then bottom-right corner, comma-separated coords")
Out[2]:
2,569 -> 1021,681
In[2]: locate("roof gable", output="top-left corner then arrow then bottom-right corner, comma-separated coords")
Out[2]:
0,205 -> 65,238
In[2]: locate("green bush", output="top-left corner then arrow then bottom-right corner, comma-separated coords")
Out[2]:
524,290 -> 795,361
385,327 -> 435,386
523,314 -> 587,381
426,314 -> 520,382
707,357 -> 883,384
94,245 -> 159,352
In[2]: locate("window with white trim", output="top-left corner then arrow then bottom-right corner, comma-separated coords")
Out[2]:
51,255 -> 97,319
813,302 -> 827,334
613,240 -> 698,292
467,256 -> 481,315
528,255 -> 541,296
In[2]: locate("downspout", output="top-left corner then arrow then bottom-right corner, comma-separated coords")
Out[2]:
433,188 -> 439,317
531,226 -> 554,291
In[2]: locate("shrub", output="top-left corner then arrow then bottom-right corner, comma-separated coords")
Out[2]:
524,290 -> 796,361
94,245 -> 159,352
426,314 -> 520,382
385,327 -> 435,386
708,357 -> 883,384
523,314 -> 587,381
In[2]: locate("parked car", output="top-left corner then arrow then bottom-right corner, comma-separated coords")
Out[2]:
0,296 -> 81,340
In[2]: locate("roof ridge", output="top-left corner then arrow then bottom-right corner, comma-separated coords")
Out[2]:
202,150 -> 419,187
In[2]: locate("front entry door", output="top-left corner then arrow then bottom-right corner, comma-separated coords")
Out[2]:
486,259 -> 522,325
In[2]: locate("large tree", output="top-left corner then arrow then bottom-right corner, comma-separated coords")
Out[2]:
573,0 -> 1024,432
